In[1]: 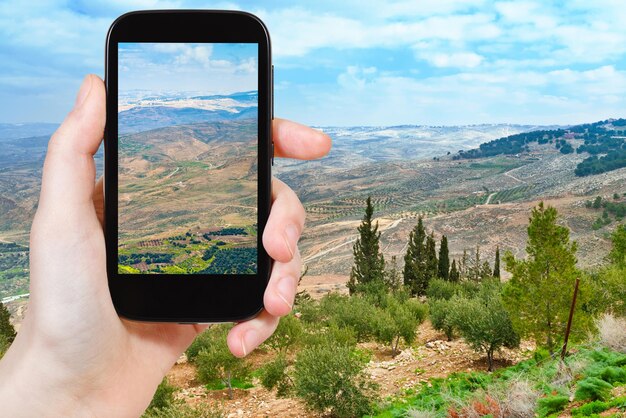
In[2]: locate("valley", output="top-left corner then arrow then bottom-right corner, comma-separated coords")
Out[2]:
1,119 -> 625,294
118,119 -> 259,274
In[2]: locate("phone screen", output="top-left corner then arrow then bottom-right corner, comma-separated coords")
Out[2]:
117,43 -> 259,275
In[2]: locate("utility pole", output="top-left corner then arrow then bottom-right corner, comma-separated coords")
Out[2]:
560,278 -> 580,361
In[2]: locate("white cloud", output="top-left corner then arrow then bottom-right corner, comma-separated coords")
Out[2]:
421,52 -> 484,68
256,8 -> 500,57
278,64 -> 626,126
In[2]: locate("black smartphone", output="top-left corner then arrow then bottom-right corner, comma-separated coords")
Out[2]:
104,10 -> 272,323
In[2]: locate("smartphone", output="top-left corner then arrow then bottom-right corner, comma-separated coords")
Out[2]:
104,10 -> 272,323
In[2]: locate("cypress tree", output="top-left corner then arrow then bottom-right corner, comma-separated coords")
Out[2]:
403,217 -> 426,295
348,197 -> 385,294
449,259 -> 460,282
424,233 -> 438,288
438,235 -> 450,280
0,301 -> 16,344
493,246 -> 501,278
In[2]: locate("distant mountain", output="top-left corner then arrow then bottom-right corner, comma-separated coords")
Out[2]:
118,90 -> 259,135
455,118 -> 626,176
274,124 -> 553,174
0,123 -> 57,140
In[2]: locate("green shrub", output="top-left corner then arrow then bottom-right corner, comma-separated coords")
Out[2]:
259,353 -> 292,397
142,402 -> 224,418
429,298 -> 455,341
0,334 -> 8,360
305,322 -> 358,348
448,281 -> 520,371
572,399 -> 610,416
327,294 -> 379,342
146,378 -> 177,411
186,326 -> 225,362
295,298 -> 323,324
533,347 -> 551,365
264,313 -> 303,352
294,340 -> 378,417
596,366 -> 626,384
426,278 -> 458,300
194,325 -> 251,400
574,377 -> 613,401
537,395 -> 569,415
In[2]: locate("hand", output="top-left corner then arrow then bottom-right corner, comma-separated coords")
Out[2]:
0,74 -> 330,417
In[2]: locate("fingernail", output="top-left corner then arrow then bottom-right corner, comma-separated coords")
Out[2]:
277,276 -> 294,309
74,75 -> 92,108
241,329 -> 258,357
284,224 -> 299,259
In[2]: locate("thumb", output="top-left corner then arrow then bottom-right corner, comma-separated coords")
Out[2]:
37,74 -> 106,219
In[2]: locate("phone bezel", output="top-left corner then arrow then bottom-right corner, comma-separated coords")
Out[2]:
104,10 -> 272,323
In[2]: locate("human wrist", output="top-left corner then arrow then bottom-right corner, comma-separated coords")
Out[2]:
0,326 -> 93,417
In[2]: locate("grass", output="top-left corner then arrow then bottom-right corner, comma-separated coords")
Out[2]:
373,345 -> 626,418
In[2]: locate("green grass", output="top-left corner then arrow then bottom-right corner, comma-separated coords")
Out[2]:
373,346 -> 626,418
204,378 -> 253,391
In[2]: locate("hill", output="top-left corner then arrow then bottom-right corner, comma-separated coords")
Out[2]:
117,119 -> 258,274
454,118 -> 626,177
118,91 -> 258,134
273,118 -> 626,290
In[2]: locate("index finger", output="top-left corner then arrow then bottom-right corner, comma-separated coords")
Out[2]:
273,118 -> 331,160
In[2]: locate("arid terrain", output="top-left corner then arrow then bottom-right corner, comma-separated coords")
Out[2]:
279,140 -> 626,288
117,119 -> 258,274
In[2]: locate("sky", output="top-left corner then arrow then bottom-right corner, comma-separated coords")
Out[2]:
0,0 -> 625,126
119,43 -> 257,95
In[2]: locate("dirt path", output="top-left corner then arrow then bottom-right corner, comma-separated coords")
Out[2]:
504,167 -> 526,184
484,192 -> 497,205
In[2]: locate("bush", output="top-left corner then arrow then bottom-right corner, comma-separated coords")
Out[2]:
264,313 -> 303,352
597,314 -> 626,353
429,298 -> 455,341
259,353 -> 292,397
294,340 -> 378,417
305,322 -> 358,348
500,379 -> 538,418
192,325 -> 250,400
572,397 -> 626,416
537,395 -> 569,416
595,366 -> 626,384
320,294 -> 378,342
448,281 -> 520,371
186,326 -> 224,362
142,402 -> 225,418
0,301 -> 15,344
373,295 -> 427,355
146,378 -> 177,411
0,334 -> 8,360
574,377 -> 613,401
426,278 -> 458,300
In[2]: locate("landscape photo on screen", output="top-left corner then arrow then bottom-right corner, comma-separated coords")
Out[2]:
117,43 -> 258,275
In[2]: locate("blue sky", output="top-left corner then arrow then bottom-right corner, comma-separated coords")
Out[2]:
119,43 -> 257,95
0,0 -> 625,126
